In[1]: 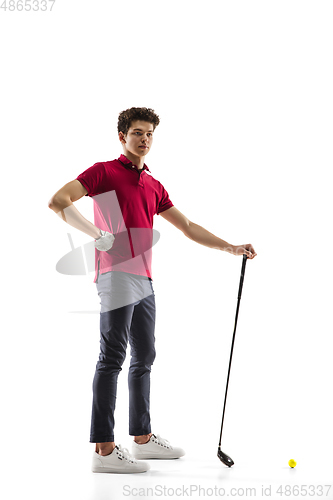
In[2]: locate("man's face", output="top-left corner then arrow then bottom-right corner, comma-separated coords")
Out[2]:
119,120 -> 154,158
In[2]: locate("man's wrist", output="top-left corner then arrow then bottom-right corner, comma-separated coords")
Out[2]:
223,243 -> 235,254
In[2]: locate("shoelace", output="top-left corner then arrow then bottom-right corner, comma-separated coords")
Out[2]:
116,445 -> 134,462
153,434 -> 172,449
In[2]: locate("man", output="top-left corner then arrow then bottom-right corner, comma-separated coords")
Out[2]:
48,107 -> 257,474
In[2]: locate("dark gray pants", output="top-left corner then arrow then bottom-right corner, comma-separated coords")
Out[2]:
89,271 -> 156,443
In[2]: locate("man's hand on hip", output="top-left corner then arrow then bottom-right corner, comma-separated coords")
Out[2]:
94,230 -> 115,251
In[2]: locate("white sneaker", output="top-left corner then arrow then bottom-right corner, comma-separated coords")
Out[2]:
92,444 -> 150,473
132,433 -> 185,460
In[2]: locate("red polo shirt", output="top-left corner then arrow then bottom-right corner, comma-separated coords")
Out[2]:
76,154 -> 173,282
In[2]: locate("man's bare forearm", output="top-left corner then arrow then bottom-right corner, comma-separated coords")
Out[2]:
184,222 -> 234,253
49,200 -> 101,240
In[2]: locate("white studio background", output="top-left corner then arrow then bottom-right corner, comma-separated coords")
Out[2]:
1,0 -> 332,498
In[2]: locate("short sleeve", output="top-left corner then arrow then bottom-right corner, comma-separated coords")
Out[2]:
157,183 -> 174,215
76,162 -> 106,197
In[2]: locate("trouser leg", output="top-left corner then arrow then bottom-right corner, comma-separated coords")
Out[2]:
89,304 -> 134,443
128,281 -> 156,437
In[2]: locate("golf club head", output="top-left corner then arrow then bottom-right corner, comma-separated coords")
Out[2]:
217,448 -> 234,467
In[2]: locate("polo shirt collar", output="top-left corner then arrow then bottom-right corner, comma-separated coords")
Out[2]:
118,154 -> 151,173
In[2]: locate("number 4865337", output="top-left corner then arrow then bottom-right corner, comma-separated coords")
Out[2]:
0,0 -> 56,11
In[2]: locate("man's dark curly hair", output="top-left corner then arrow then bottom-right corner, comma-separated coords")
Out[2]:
117,107 -> 160,136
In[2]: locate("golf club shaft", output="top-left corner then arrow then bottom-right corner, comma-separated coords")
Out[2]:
218,254 -> 247,448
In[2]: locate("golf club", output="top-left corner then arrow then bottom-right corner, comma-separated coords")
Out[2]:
217,254 -> 248,467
